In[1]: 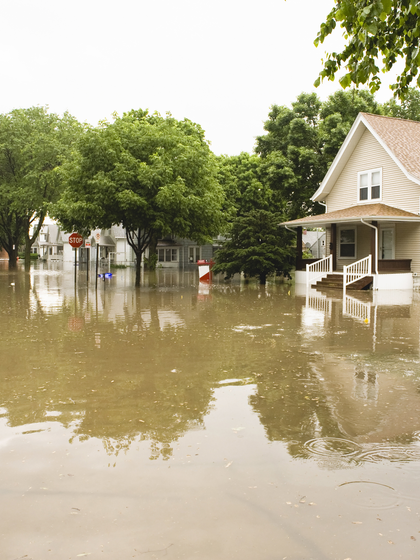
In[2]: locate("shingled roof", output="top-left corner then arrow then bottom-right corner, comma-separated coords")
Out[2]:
362,113 -> 420,182
312,112 -> 420,201
282,203 -> 420,228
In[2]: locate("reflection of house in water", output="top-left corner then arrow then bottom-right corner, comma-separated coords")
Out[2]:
140,310 -> 185,331
353,362 -> 378,402
298,288 -> 420,444
298,284 -> 416,352
300,293 -> 331,338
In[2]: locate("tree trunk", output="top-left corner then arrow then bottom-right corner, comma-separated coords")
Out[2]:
0,212 -> 25,267
24,213 -> 44,271
259,272 -> 267,285
146,233 -> 159,271
125,228 -> 152,287
135,253 -> 142,287
8,245 -> 18,267
24,232 -> 31,271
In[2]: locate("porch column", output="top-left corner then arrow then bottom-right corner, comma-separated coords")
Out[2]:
371,221 -> 377,273
296,226 -> 303,271
331,223 -> 337,271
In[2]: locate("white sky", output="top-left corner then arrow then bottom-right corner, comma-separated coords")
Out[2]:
1,0 -> 399,156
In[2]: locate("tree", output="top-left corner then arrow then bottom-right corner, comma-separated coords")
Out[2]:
215,153 -> 295,283
255,93 -> 325,220
212,210 -> 294,285
314,0 -> 420,99
217,152 -> 272,215
214,90 -> 383,283
255,90 -> 384,220
53,110 -> 225,286
0,107 -> 83,267
319,88 -> 384,163
382,87 -> 420,120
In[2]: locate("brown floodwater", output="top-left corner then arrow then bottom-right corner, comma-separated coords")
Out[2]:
1,261 -> 420,559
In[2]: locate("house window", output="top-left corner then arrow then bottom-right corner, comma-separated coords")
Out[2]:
339,228 -> 356,258
358,169 -> 382,202
189,246 -> 200,263
158,248 -> 178,262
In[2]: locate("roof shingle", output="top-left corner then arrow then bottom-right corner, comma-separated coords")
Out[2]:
362,113 -> 420,181
282,203 -> 420,227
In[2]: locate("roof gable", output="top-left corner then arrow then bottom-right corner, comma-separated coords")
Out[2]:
312,113 -> 420,202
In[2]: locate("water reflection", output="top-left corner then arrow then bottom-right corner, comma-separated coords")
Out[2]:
3,263 -> 420,559
1,263 -> 420,465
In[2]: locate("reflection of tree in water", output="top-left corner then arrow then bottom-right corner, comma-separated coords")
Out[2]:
9,277 -> 420,463
1,281 -> 305,460
0,286 -> 224,460
249,365 -> 343,460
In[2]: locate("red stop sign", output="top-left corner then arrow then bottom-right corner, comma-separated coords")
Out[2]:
69,232 -> 84,248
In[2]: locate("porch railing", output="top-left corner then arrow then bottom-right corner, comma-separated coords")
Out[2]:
343,255 -> 371,294
343,293 -> 371,323
306,255 -> 332,287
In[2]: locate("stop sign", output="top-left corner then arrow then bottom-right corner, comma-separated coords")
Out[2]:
69,232 -> 84,248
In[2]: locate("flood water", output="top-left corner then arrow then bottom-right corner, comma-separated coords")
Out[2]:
1,262 -> 420,559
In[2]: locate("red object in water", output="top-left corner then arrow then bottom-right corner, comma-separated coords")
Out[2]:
197,260 -> 212,282
68,316 -> 84,332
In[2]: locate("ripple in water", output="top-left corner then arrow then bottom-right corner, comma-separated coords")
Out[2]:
305,437 -> 420,465
356,446 -> 420,463
304,437 -> 362,458
337,480 -> 401,510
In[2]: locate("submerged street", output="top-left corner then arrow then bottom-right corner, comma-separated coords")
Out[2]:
1,262 -> 420,559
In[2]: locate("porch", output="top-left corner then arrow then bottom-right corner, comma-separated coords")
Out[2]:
300,257 -> 412,273
283,203 -> 420,292
295,255 -> 414,291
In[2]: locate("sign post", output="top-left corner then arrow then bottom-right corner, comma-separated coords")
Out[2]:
85,240 -> 91,281
95,232 -> 101,289
69,233 -> 84,284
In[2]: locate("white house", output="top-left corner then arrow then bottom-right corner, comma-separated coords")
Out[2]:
283,113 -> 420,291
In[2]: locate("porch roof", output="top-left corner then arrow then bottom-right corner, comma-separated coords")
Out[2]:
282,203 -> 420,228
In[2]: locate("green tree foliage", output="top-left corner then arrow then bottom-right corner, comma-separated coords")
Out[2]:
0,107 -> 83,266
314,0 -> 420,99
53,110 -> 225,286
382,87 -> 420,120
217,152 -> 272,215
255,90 -> 383,219
215,153 -> 294,283
212,210 -> 294,285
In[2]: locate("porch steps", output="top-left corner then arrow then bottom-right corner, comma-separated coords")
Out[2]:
315,274 -> 373,291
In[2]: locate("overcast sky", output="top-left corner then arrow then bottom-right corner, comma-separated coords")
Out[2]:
1,0 -> 399,155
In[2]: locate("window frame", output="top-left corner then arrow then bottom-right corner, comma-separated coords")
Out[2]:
189,246 -> 201,263
357,168 -> 382,203
158,248 -> 178,262
339,226 -> 357,259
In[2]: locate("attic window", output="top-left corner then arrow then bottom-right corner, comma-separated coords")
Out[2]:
358,169 -> 382,202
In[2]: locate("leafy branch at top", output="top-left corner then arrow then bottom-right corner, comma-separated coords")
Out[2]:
314,0 -> 420,99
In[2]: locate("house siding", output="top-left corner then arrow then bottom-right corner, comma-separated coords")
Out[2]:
326,129 -> 420,214
395,222 -> 420,274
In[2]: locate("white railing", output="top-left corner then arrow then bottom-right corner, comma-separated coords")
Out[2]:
343,293 -> 371,323
306,255 -> 333,287
306,290 -> 332,317
343,255 -> 371,294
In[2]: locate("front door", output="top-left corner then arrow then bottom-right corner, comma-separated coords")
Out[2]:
380,227 -> 395,259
